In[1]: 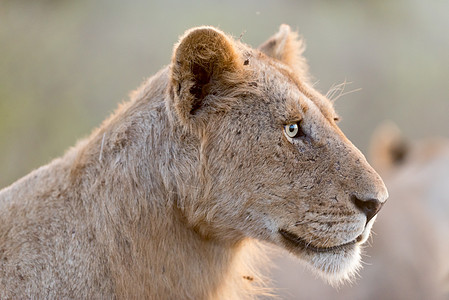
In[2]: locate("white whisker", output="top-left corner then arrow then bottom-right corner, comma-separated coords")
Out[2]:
99,132 -> 106,162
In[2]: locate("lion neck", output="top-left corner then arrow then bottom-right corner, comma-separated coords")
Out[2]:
68,68 -> 260,299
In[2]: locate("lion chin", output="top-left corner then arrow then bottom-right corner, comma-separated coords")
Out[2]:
280,217 -> 377,287
308,244 -> 362,287
280,235 -> 362,286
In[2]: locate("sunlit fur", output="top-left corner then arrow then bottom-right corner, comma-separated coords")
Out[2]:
274,126 -> 449,299
0,25 -> 387,298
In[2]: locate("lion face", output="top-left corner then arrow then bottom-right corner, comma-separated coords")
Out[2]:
169,25 -> 388,284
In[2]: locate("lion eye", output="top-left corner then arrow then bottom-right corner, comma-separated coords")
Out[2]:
284,122 -> 305,139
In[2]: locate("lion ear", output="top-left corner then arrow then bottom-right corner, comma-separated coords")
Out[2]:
170,26 -> 242,125
259,24 -> 310,81
369,121 -> 409,173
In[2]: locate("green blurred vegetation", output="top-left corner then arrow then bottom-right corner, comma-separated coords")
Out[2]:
1,0 -> 448,188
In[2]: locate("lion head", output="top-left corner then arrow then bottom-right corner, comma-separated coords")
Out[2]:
167,25 -> 388,285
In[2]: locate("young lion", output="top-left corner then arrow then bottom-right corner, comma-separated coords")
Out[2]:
0,25 -> 388,299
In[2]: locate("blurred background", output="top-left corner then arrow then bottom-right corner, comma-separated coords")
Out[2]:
1,0 -> 448,298
1,0 -> 448,189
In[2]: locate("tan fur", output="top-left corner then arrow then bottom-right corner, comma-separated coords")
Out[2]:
271,126 -> 449,299
0,25 -> 387,299
259,24 -> 310,84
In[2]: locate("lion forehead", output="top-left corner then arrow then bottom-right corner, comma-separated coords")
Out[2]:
248,56 -> 337,125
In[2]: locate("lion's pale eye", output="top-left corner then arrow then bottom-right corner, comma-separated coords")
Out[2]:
284,122 -> 305,139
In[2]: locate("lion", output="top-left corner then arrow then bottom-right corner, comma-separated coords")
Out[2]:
0,25 -> 388,299
269,122 -> 449,300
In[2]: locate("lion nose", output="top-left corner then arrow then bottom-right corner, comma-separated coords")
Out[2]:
351,195 -> 384,224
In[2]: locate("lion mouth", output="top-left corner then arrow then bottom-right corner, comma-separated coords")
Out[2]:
279,229 -> 358,253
